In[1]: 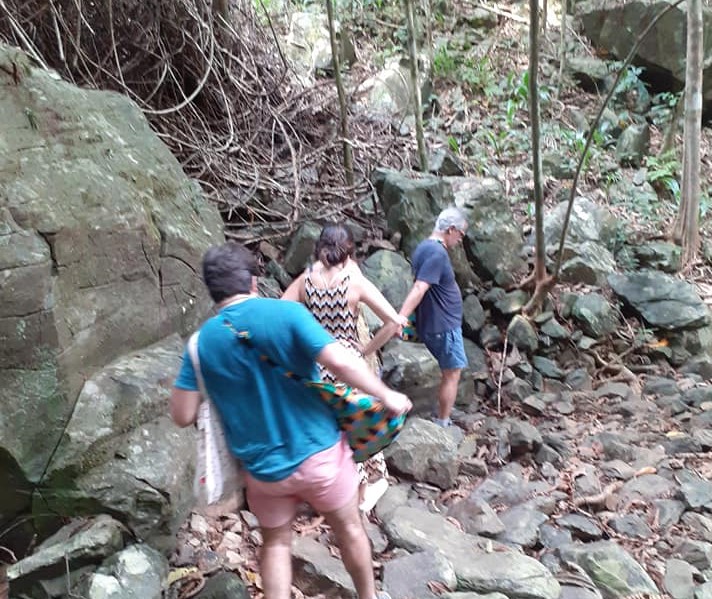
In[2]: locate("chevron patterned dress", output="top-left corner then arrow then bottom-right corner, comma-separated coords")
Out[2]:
303,270 -> 388,485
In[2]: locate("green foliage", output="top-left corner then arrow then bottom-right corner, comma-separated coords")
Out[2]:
612,63 -> 644,95
432,44 -> 498,97
644,151 -> 680,200
649,91 -> 681,126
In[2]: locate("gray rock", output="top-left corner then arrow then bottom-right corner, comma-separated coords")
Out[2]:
385,418 -> 459,489
679,478 -> 712,510
463,294 -> 487,337
608,514 -> 652,538
448,176 -> 526,286
194,572 -> 249,599
361,250 -> 413,312
494,291 -> 530,315
76,544 -> 168,599
509,420 -> 543,456
448,497 -> 505,537
383,549 -> 457,598
682,513 -> 712,542
696,582 -> 712,599
618,474 -> 677,508
9,515 -> 127,583
633,242 -> 683,273
653,499 -> 686,527
381,340 -> 442,414
608,270 -> 709,330
455,551 -> 560,599
557,514 -> 604,541
673,539 -> 712,570
664,558 -> 696,599
541,318 -> 570,340
507,315 -> 539,353
600,460 -> 636,480
539,524 -> 573,550
577,0 -> 712,106
292,536 -> 356,598
41,336 -> 198,551
559,540 -> 659,598
571,293 -> 619,338
496,506 -> 549,548
0,43 -> 222,511
283,221 -> 321,275
429,149 -> 465,176
558,241 -> 617,287
615,124 -> 650,166
543,196 -> 619,251
533,356 -> 565,379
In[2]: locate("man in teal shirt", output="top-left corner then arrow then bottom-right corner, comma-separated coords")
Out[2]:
171,242 -> 410,599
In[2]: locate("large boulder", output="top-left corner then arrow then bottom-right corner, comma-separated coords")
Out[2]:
0,44 -> 222,529
576,0 -> 712,106
449,177 -> 526,287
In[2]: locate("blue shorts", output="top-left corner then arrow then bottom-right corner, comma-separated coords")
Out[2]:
421,328 -> 468,370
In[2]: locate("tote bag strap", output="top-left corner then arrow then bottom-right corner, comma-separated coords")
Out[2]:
222,318 -> 344,391
187,332 -> 211,400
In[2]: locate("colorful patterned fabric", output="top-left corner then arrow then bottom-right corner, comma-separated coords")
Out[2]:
308,381 -> 406,463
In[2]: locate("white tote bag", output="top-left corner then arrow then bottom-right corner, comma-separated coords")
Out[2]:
187,332 -> 244,507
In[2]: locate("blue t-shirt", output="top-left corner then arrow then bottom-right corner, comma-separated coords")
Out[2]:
411,239 -> 463,335
175,297 -> 339,482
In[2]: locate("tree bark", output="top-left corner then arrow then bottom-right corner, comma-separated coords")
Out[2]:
325,0 -> 354,188
523,0 -> 550,314
0,564 -> 7,599
672,0 -> 702,265
404,0 -> 428,171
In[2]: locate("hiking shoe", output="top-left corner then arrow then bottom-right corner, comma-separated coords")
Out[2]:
359,478 -> 389,512
432,417 -> 452,428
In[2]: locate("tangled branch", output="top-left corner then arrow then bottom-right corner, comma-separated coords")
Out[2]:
0,0 -> 414,243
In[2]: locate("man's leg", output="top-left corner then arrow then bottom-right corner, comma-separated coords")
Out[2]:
260,520 -> 294,599
323,492 -> 377,599
437,367 -> 462,421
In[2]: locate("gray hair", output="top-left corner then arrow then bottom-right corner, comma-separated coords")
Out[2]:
433,207 -> 467,233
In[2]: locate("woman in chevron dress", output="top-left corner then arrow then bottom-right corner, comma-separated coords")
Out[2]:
282,223 -> 408,511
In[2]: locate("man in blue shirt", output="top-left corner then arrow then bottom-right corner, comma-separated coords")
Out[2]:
171,242 -> 410,599
399,207 -> 469,428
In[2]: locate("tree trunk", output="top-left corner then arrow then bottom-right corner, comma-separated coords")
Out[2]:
0,564 -> 7,599
525,0 -> 686,312
556,4 -> 566,99
523,0 -> 549,314
403,0 -> 428,171
325,0 -> 355,188
673,0 -> 702,265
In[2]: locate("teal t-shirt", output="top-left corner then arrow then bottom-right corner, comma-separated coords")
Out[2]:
175,297 -> 339,482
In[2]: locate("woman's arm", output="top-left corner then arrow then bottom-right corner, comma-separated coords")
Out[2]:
357,274 -> 408,355
281,271 -> 306,302
362,321 -> 400,356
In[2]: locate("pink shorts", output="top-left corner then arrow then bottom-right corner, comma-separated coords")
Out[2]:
245,436 -> 359,529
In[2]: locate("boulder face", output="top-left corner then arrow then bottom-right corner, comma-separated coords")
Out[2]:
0,44 -> 222,508
576,0 -> 712,103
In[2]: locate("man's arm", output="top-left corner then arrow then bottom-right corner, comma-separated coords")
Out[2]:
170,388 -> 201,427
399,280 -> 430,318
317,342 -> 412,415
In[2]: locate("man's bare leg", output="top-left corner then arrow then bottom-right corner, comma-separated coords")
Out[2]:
260,520 -> 294,599
323,492 -> 377,599
438,367 -> 462,421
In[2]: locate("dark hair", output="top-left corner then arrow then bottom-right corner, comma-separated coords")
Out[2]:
202,242 -> 258,302
314,223 -> 355,267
